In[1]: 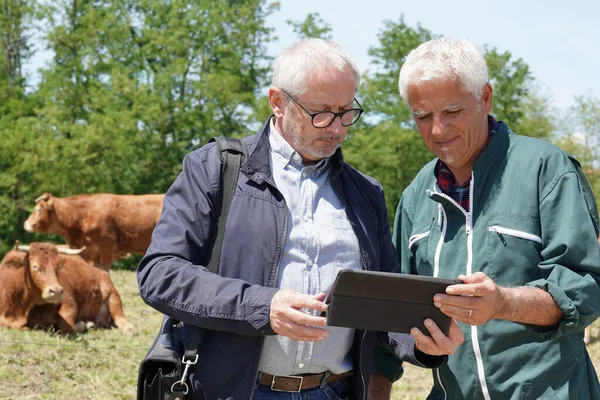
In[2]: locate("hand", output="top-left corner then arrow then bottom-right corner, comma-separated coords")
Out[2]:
269,289 -> 329,341
434,272 -> 506,325
411,318 -> 464,356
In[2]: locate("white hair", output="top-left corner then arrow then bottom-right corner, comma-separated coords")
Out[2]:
272,38 -> 360,96
398,38 -> 489,102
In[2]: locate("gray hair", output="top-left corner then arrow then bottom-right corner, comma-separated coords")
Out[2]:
272,38 -> 360,96
398,38 -> 489,103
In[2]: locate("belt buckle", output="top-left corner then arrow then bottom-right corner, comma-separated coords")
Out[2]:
271,375 -> 303,393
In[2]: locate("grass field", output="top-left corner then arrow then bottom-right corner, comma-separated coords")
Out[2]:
0,270 -> 599,399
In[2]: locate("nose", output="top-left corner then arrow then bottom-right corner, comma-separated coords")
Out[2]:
45,285 -> 64,302
431,115 -> 445,136
325,115 -> 345,133
23,221 -> 33,232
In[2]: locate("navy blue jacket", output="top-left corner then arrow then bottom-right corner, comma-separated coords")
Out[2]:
138,118 -> 444,399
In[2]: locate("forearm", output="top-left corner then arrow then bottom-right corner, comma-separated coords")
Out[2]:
368,372 -> 393,400
497,286 -> 563,326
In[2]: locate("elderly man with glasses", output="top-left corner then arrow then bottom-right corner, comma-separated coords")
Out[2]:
138,38 -> 463,399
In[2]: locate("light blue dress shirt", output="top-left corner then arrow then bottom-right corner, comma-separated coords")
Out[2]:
257,121 -> 362,376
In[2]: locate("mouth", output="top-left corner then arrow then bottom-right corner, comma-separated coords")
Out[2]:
434,137 -> 458,147
318,137 -> 340,145
44,294 -> 63,304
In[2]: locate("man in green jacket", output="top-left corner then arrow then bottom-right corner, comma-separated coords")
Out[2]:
369,38 -> 600,399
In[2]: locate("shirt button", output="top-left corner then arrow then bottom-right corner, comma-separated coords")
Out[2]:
307,260 -> 313,267
303,216 -> 309,222
298,363 -> 305,369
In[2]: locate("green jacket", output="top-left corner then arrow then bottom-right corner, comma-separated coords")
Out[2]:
394,122 -> 600,399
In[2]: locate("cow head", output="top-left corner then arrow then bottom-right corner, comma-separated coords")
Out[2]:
24,193 -> 55,233
16,242 -> 64,304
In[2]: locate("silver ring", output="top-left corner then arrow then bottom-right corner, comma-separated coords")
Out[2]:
468,309 -> 473,318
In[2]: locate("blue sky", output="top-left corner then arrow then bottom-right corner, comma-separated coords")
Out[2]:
25,1 -> 598,112
266,0 -> 600,111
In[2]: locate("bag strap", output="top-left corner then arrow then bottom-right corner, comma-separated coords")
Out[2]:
205,136 -> 247,274
183,136 -> 247,357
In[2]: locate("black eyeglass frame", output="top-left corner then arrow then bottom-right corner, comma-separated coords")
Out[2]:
282,89 -> 364,129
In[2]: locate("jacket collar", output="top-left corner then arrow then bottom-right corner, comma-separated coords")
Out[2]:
472,120 -> 511,172
240,115 -> 345,185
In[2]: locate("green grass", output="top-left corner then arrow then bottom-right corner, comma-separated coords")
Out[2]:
0,270 -> 598,399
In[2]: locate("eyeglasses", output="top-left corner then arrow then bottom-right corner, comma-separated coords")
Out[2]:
282,89 -> 364,129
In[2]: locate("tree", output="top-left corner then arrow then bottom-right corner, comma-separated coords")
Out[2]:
343,16 -> 436,222
484,47 -> 555,140
556,93 -> 600,202
0,0 -> 280,263
286,12 -> 332,40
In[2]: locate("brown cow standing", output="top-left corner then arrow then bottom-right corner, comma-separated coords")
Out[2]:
24,192 -> 164,270
0,243 -> 137,336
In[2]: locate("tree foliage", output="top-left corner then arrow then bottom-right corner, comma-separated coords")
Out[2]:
0,7 -> 581,263
556,93 -> 600,200
286,12 -> 332,40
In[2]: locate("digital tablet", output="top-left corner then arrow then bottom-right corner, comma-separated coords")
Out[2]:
324,269 -> 462,336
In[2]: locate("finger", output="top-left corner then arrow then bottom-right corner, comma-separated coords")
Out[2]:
287,308 -> 328,326
456,272 -> 487,285
291,293 -> 328,313
279,323 -> 330,341
434,293 -> 477,309
410,327 -> 437,354
448,320 -> 465,345
438,304 -> 475,321
422,319 -> 454,353
312,292 -> 326,302
445,283 -> 487,296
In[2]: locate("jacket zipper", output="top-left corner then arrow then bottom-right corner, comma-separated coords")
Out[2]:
429,175 -> 492,400
488,226 -> 542,244
408,231 -> 430,250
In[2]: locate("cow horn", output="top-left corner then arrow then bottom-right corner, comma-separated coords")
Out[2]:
57,246 -> 86,255
13,240 -> 20,251
34,193 -> 50,203
17,245 -> 30,252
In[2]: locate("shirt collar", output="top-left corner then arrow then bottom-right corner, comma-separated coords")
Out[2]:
269,118 -> 329,171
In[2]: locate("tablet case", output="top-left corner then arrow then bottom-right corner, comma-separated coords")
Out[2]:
325,269 -> 461,336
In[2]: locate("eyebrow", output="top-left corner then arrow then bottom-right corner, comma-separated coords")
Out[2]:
305,99 -> 355,112
443,104 -> 462,111
413,110 -> 430,117
413,104 -> 463,116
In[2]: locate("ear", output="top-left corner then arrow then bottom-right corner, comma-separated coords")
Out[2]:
45,197 -> 55,210
268,87 -> 286,119
481,83 -> 493,114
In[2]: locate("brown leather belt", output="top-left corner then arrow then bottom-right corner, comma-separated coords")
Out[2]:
259,371 -> 353,392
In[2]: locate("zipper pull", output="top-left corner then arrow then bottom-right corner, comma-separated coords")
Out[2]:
437,204 -> 442,226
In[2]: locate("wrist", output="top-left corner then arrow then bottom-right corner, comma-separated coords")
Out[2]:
495,286 -> 511,320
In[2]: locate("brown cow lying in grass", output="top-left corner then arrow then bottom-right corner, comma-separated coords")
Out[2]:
0,242 -> 137,336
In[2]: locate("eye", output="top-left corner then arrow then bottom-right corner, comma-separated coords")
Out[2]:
446,109 -> 461,115
31,264 -> 40,272
416,114 -> 432,121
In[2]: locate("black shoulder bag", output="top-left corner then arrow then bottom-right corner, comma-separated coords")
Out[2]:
137,137 -> 247,400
